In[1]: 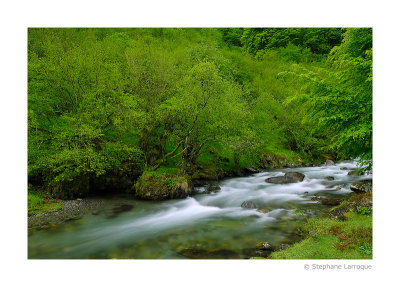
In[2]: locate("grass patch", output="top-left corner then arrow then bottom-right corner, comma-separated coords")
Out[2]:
268,212 -> 372,259
28,187 -> 63,216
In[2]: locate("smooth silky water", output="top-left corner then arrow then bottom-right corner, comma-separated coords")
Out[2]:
28,161 -> 371,259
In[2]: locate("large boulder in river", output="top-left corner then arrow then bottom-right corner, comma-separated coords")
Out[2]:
350,179 -> 372,193
325,160 -> 335,166
134,173 -> 193,200
265,172 -> 305,184
285,172 -> 305,181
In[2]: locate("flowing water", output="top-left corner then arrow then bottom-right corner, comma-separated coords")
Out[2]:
28,161 -> 371,259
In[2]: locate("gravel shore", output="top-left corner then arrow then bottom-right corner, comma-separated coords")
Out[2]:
28,198 -> 107,229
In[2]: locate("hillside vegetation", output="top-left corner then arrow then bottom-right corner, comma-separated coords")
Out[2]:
28,28 -> 372,203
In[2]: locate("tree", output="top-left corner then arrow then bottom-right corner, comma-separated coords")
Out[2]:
28,29 -> 144,193
157,61 -> 249,174
301,28 -> 372,169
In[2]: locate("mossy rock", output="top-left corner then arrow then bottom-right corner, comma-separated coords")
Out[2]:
350,180 -> 372,193
256,241 -> 274,250
257,206 -> 272,213
348,170 -> 365,176
191,168 -> 224,180
329,193 -> 372,220
134,173 -> 193,200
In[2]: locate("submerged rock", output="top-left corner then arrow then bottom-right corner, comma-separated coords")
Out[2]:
350,180 -> 372,193
324,176 -> 334,181
265,172 -> 305,184
257,206 -> 272,213
241,201 -> 257,209
107,204 -> 134,218
340,167 -> 348,170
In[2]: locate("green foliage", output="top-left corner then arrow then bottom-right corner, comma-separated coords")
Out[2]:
357,206 -> 372,215
359,243 -> 373,255
28,28 -> 372,197
278,42 -> 312,63
219,28 -> 243,47
301,28 -> 372,168
241,28 -> 342,56
164,177 -> 176,188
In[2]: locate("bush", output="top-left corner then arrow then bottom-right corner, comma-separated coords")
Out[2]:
278,42 -> 312,63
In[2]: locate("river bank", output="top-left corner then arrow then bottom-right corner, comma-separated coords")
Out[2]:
28,198 -> 107,229
267,191 -> 372,259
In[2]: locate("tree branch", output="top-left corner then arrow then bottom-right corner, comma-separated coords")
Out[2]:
152,140 -> 183,170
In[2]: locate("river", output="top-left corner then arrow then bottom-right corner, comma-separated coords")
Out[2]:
28,160 -> 371,259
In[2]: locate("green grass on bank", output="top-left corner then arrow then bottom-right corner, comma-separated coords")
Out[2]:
28,187 -> 63,216
269,212 -> 372,259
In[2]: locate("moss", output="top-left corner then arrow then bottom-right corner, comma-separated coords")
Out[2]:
190,167 -> 233,181
134,171 -> 193,200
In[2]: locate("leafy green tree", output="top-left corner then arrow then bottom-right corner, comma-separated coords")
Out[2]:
300,28 -> 372,168
28,29 -> 144,194
157,61 -> 249,173
241,28 -> 343,57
